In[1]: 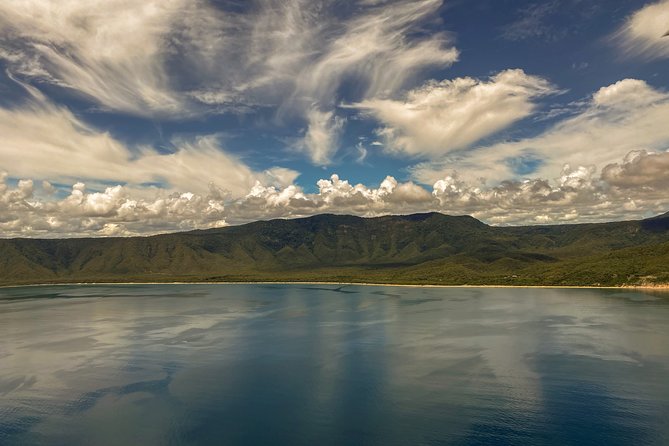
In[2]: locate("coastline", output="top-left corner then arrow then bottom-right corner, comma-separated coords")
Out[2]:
1,280 -> 668,291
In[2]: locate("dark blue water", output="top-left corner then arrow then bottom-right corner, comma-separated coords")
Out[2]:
1,284 -> 668,445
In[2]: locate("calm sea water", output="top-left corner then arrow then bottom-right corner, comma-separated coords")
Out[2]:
1,284 -> 668,445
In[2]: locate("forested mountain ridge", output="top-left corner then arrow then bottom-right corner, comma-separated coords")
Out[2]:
1,212 -> 668,287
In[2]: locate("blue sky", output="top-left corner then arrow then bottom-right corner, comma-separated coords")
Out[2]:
0,0 -> 669,236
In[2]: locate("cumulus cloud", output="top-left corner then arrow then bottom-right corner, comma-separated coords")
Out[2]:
614,0 -> 669,60
427,157 -> 669,225
3,147 -> 669,237
0,94 -> 298,197
591,78 -> 666,107
227,174 -> 434,222
0,177 -> 230,237
0,172 -> 436,237
412,79 -> 669,185
601,150 -> 669,189
354,70 -> 555,157
430,165 -> 607,225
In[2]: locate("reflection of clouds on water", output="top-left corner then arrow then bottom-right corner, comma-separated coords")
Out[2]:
0,285 -> 271,442
1,285 -> 669,444
0,375 -> 37,396
373,287 -> 669,439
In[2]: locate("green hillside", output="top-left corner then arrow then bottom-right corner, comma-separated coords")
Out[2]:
1,212 -> 669,287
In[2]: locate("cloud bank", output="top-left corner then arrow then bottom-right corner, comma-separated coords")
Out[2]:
3,145 -> 669,237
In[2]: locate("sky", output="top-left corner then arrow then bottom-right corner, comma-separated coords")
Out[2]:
1,0 -> 669,237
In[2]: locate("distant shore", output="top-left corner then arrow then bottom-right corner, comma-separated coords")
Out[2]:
1,281 -> 668,291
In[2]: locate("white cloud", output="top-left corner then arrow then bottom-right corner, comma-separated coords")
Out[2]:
290,0 -> 458,106
5,146 -> 669,237
354,143 -> 369,164
591,78 -> 665,107
227,174 -> 434,222
189,0 -> 457,164
428,157 -> 669,225
430,165 -> 608,225
0,0 -> 458,165
0,172 -> 438,236
297,108 -> 346,165
2,3 -> 668,236
0,177 -> 231,237
412,79 -> 669,186
354,69 -> 555,157
614,0 -> 669,60
211,146 -> 669,225
0,0 -> 211,116
601,150 -> 669,189
0,95 -> 298,197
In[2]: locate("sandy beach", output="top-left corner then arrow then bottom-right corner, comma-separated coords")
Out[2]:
2,281 -> 668,291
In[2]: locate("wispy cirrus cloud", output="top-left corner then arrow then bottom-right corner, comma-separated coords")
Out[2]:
288,0 -> 458,106
0,0 -> 203,116
613,0 -> 669,60
0,89 -> 297,197
0,0 -> 458,165
501,1 -> 565,42
212,0 -> 459,164
295,108 -> 347,165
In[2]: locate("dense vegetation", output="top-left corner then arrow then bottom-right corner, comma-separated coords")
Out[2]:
1,212 -> 669,287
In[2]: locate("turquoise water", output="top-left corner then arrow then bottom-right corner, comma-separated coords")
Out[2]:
1,284 -> 668,445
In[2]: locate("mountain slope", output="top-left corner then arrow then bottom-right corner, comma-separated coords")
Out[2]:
1,212 -> 668,287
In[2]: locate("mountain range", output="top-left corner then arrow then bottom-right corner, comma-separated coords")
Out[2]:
1,212 -> 669,287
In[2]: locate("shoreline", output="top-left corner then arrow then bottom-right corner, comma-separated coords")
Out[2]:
1,280 -> 668,291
